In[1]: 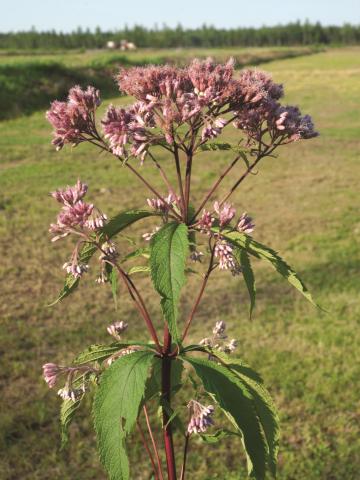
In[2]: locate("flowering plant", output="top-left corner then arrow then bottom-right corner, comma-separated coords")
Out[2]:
43,58 -> 318,480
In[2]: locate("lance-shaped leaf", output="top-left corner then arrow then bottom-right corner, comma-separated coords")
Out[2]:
127,265 -> 150,276
217,228 -> 317,307
200,429 -> 241,444
60,397 -> 81,449
206,350 -> 279,477
182,355 -> 267,480
232,247 -> 256,318
73,342 -> 157,365
93,350 -> 155,480
120,247 -> 150,264
228,363 -> 280,477
150,222 -> 189,341
60,371 -> 97,448
50,209 -> 156,305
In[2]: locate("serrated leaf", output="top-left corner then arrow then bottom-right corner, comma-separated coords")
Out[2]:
127,265 -> 150,276
50,209 -> 156,306
60,398 -> 82,449
73,342 -> 156,365
120,247 -> 150,264
187,346 -> 265,384
218,229 -> 318,307
93,351 -> 155,480
59,373 -> 90,449
182,355 -> 267,480
200,429 -> 240,444
199,142 -> 233,151
233,248 -> 256,318
150,222 -> 189,341
228,363 -> 280,477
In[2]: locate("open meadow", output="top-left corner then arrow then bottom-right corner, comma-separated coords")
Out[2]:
0,47 -> 359,479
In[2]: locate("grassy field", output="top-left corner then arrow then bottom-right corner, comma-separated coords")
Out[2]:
0,47 -> 359,479
0,46 -> 320,120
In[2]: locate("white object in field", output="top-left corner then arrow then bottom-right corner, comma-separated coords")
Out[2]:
106,41 -> 117,49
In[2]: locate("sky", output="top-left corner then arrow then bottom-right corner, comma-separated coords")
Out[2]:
1,0 -> 360,32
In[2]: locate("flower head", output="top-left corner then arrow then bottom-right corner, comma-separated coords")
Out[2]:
107,321 -> 128,340
272,105 -> 318,141
213,320 -> 226,337
214,240 -> 236,270
46,86 -> 100,150
51,179 -> 88,207
42,363 -> 65,388
198,210 -> 215,233
187,400 -> 215,434
237,212 -> 255,234
214,201 -> 236,227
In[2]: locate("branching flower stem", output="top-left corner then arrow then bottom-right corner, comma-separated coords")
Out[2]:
96,243 -> 161,351
148,151 -> 178,203
174,144 -> 186,220
137,420 -> 159,480
179,434 -> 190,480
181,241 -> 216,343
190,154 -> 241,223
143,405 -> 165,480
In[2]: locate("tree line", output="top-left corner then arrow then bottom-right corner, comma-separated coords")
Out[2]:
1,22 -> 360,50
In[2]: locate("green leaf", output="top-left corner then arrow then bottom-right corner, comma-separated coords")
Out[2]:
127,265 -> 150,276
50,209 -> 156,306
200,429 -> 241,444
228,363 -> 280,477
60,398 -> 82,449
150,222 -> 189,341
59,373 -> 93,448
199,142 -> 233,152
120,247 -> 150,264
93,350 -> 155,480
219,229 -> 318,307
103,209 -> 156,238
183,355 -> 267,480
234,248 -> 256,318
73,342 -> 156,365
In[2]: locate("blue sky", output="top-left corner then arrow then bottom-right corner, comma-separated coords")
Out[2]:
1,0 -> 359,32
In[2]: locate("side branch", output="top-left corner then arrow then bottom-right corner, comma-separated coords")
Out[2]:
137,420 -> 159,480
191,154 -> 241,222
181,243 -> 216,342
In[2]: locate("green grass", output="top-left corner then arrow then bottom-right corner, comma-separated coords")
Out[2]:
0,46 -> 320,120
0,47 -> 359,479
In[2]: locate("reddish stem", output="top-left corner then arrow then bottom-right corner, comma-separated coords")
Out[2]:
181,244 -> 216,342
174,145 -> 186,220
162,326 -> 177,480
137,420 -> 159,480
190,154 -> 241,222
143,405 -> 165,480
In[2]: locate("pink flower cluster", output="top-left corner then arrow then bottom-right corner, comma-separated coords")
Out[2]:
49,180 -> 107,241
46,59 -> 317,160
46,86 -> 101,150
101,102 -> 155,161
49,180 -> 110,279
187,400 -> 215,434
49,180 -> 94,240
231,69 -> 318,144
147,192 -> 180,215
199,320 -> 238,354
